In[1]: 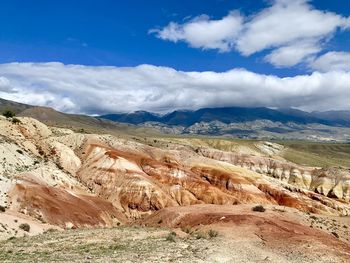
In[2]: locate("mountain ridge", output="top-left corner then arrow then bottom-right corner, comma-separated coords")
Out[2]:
2,97 -> 350,141
99,106 -> 350,127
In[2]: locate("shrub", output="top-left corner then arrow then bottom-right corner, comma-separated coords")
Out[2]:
11,118 -> 21,124
2,110 -> 15,118
208,229 -> 219,238
0,205 -> 6,212
252,205 -> 266,212
165,231 -> 176,242
331,232 -> 339,238
16,149 -> 23,155
19,223 -> 30,232
195,231 -> 207,239
181,226 -> 192,234
38,148 -> 45,156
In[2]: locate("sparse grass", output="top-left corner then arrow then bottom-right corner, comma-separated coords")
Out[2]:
0,227 -> 213,262
43,228 -> 57,234
280,141 -> 350,167
165,231 -> 176,242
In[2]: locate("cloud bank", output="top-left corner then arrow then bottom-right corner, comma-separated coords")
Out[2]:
151,0 -> 350,68
0,62 -> 350,114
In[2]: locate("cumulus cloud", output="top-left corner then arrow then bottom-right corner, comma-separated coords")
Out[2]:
151,0 -> 350,67
309,51 -> 350,72
150,11 -> 243,52
0,62 -> 350,114
236,0 -> 348,55
265,41 -> 322,67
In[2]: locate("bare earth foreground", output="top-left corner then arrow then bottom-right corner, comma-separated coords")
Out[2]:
0,111 -> 350,262
1,204 -> 349,262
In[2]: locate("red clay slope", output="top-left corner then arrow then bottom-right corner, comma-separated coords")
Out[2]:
9,183 -> 127,228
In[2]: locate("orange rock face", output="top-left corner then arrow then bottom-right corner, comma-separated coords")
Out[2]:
9,182 -> 126,228
75,137 -> 349,218
77,140 -> 281,218
1,116 -> 349,231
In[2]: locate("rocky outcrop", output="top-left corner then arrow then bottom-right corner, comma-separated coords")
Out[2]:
311,167 -> 350,201
199,148 -> 314,191
47,141 -> 81,175
1,115 -> 350,233
77,142 -> 256,218
75,137 -> 350,217
0,117 -> 127,230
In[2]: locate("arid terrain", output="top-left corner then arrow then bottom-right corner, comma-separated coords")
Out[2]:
0,108 -> 350,262
1,0 -> 350,262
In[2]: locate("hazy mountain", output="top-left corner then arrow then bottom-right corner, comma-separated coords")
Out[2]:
100,107 -> 350,127
101,111 -> 162,124
311,110 -> 350,125
2,97 -> 350,141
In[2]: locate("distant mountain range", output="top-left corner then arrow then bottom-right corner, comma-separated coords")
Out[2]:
99,107 -> 350,141
2,97 -> 350,141
100,107 -> 350,127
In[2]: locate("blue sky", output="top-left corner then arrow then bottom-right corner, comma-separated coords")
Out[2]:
0,0 -> 350,114
0,0 -> 349,75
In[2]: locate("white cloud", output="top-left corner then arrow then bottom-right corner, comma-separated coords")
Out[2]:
0,62 -> 350,114
0,77 -> 16,93
265,41 -> 321,67
150,11 -> 243,52
310,51 -> 350,72
236,0 -> 347,55
151,0 -> 350,67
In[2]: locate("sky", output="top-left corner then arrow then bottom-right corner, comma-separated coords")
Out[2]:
0,0 -> 350,114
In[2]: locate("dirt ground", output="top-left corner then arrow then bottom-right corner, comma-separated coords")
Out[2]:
1,210 -> 349,263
